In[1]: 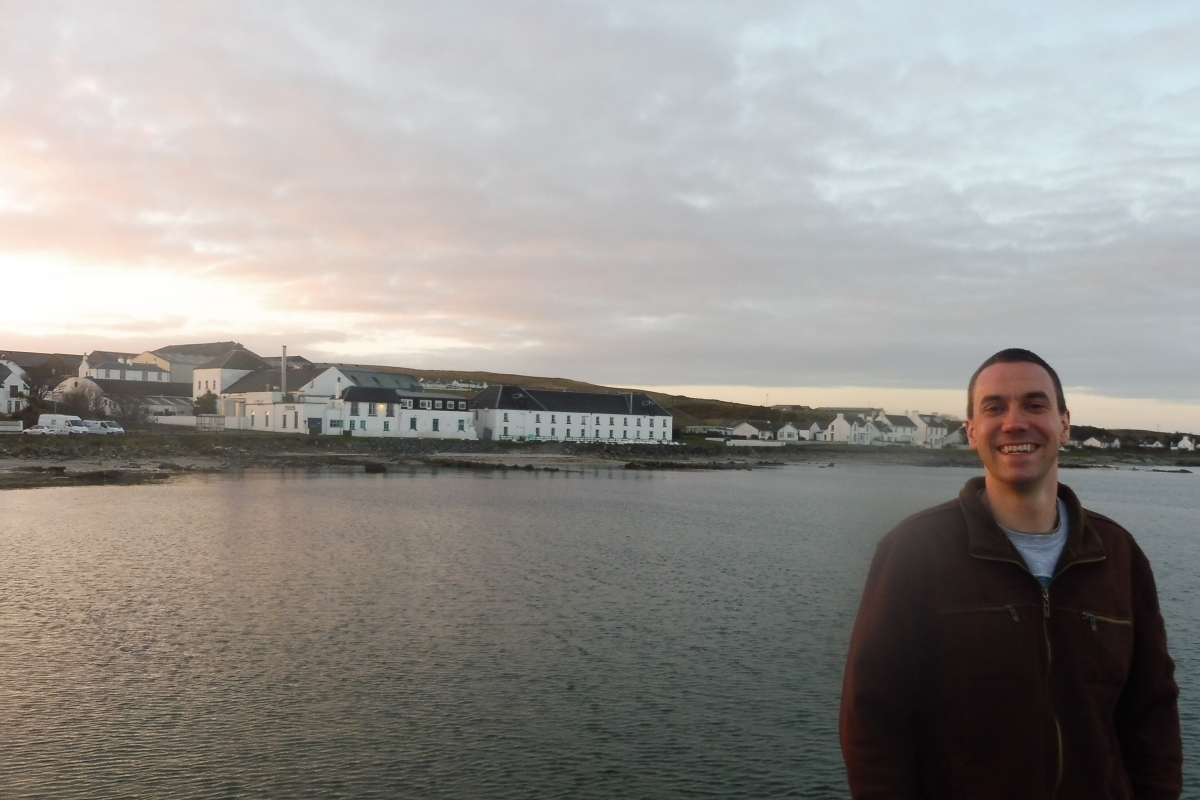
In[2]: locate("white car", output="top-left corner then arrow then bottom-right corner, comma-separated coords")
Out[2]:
85,420 -> 125,435
23,424 -> 62,435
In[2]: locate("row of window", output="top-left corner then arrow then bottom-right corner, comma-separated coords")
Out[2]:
349,399 -> 467,416
247,411 -> 466,433
98,369 -> 163,381
501,413 -> 662,427
504,427 -> 668,440
349,418 -> 466,432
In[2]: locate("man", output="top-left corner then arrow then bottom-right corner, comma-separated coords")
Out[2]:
839,349 -> 1180,799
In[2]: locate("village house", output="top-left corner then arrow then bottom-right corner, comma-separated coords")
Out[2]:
133,341 -> 248,385
0,359 -> 29,415
722,420 -> 775,440
1173,435 -> 1195,452
1083,436 -> 1121,449
471,385 -> 672,443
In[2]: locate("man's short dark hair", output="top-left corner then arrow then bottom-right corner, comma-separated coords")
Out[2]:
967,348 -> 1067,418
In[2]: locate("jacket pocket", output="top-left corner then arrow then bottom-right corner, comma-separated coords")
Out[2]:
934,604 -> 1040,682
1055,610 -> 1134,687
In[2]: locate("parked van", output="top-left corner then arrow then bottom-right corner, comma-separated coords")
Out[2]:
38,414 -> 90,434
85,420 -> 125,435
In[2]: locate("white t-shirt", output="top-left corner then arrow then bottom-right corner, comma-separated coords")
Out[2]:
999,498 -> 1069,587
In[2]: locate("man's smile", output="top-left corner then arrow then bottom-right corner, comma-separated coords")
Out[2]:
998,443 -> 1038,454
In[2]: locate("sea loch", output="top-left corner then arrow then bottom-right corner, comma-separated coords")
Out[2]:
2,465 -> 1197,798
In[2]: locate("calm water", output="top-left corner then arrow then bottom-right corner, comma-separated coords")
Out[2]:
1,464 -> 1197,798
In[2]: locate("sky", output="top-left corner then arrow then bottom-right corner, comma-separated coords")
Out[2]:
2,2 -> 1199,429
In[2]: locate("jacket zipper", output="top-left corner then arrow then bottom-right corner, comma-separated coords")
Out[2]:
974,552 -> 1104,800
1082,612 -> 1133,631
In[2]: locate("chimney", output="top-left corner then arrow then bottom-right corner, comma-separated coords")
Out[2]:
281,346 -> 287,396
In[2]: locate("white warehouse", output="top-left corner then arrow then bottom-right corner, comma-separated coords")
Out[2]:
470,385 -> 673,443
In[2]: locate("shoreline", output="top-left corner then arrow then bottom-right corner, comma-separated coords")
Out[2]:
1,432 -> 1194,490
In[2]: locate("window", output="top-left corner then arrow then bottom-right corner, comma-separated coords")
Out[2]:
535,427 -> 540,436
624,418 -> 628,426
250,412 -> 255,427
595,417 -> 600,425
157,373 -> 162,381
410,417 -> 417,430
550,428 -> 555,436
368,403 -> 377,416
503,412 -> 509,422
661,430 -> 666,439
649,418 -> 654,427
435,400 -> 443,409
458,401 -> 467,410
503,426 -> 508,436
105,370 -> 111,378
282,415 -> 287,429
609,430 -> 614,438
360,420 -> 367,430
141,371 -> 147,380
350,420 -> 356,430
420,400 -> 431,410
535,414 -> 541,423
474,410 -> 479,420
384,421 -> 390,431
329,419 -> 342,428
457,419 -> 465,431
121,370 -> 126,380
609,417 -> 614,425
550,415 -> 556,423
402,399 -> 413,409
7,385 -> 15,398
623,430 -> 628,439
637,418 -> 641,426
350,402 -> 360,416
595,430 -> 600,438
386,403 -> 394,417
636,431 -> 640,439
566,429 -> 571,438
566,416 -> 571,424
294,412 -> 298,428
265,413 -> 270,427
433,419 -> 440,432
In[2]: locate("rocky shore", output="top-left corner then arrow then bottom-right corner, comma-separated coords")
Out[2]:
0,430 -> 1194,490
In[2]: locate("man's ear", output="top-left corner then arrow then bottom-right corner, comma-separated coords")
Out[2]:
965,417 -> 979,451
1059,409 -> 1071,445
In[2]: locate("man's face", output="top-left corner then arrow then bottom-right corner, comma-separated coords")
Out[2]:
965,361 -> 1070,493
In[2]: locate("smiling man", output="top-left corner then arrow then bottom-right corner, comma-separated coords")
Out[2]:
839,349 -> 1181,799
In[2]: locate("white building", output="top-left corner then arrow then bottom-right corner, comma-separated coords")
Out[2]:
824,413 -> 854,442
910,413 -> 950,448
133,341 -> 249,385
83,359 -> 171,383
1082,436 -> 1121,449
471,385 -> 672,443
49,376 -> 195,416
1,359 -> 29,415
192,349 -> 269,399
238,387 -> 474,439
1174,436 -> 1195,452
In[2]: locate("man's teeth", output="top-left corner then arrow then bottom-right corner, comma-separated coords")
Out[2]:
1000,444 -> 1036,454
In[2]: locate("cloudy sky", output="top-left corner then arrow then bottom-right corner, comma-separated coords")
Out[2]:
3,2 -> 1198,427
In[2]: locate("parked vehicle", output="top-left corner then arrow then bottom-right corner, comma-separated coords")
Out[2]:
84,420 -> 126,435
23,425 -> 60,435
37,414 -> 90,434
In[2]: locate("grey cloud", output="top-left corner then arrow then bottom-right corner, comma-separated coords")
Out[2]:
1,1 -> 1199,399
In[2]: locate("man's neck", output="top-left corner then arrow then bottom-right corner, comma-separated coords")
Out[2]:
982,469 -> 1061,534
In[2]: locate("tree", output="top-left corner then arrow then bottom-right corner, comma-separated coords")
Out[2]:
107,394 -> 151,429
193,391 -> 218,415
59,386 -> 106,419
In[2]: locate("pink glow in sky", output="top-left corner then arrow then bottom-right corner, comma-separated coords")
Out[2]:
3,3 -> 1200,428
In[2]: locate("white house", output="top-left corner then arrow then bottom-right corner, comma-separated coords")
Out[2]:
192,349 -> 269,399
1174,436 -> 1195,452
133,341 -> 248,385
83,359 -> 170,383
910,413 -> 950,448
824,413 -> 854,442
723,420 -> 775,440
78,350 -> 139,378
1083,436 -> 1121,449
881,414 -> 918,445
238,387 -> 475,439
471,385 -> 672,443
777,422 -> 801,441
0,359 -> 29,415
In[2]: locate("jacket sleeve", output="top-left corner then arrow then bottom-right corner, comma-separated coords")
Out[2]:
1115,542 -> 1181,800
840,533 -> 930,800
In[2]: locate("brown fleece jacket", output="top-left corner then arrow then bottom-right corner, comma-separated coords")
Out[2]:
840,477 -> 1180,799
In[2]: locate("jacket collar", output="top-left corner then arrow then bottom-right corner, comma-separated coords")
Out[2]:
958,475 -> 1106,568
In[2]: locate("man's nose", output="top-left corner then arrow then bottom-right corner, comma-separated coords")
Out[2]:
1001,406 -> 1028,429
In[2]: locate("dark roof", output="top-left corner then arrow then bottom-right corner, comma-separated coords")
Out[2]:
342,386 -> 462,403
471,385 -> 669,416
919,414 -> 947,427
0,350 -> 82,373
885,414 -> 915,427
85,350 -> 138,363
153,341 -> 246,358
336,367 -> 422,392
224,365 -> 329,394
198,349 -> 268,370
0,365 -> 11,384
90,379 -> 193,397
